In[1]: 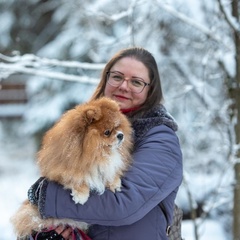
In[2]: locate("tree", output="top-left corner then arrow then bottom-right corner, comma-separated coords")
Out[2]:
214,0 -> 240,238
228,0 -> 240,238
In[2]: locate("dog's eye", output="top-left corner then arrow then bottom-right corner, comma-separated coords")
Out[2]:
104,130 -> 111,136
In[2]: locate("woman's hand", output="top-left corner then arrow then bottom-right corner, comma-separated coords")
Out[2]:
55,226 -> 73,240
32,226 -> 73,240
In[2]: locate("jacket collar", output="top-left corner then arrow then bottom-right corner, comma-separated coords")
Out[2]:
131,104 -> 178,141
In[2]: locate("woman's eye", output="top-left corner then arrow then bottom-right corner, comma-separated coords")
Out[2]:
113,75 -> 123,81
104,130 -> 111,136
131,79 -> 144,87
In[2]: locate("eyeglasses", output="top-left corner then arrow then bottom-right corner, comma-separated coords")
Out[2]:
106,71 -> 150,94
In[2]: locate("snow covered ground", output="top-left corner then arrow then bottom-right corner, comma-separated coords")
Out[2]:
0,121 -> 228,240
0,122 -> 39,239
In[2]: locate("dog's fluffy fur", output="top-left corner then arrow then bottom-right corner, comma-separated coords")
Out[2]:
11,97 -> 133,238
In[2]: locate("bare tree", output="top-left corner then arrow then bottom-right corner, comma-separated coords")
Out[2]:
231,0 -> 240,238
217,0 -> 240,238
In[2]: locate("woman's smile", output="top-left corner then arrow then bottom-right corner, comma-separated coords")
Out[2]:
114,94 -> 130,100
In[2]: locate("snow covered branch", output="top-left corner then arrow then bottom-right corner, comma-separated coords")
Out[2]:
217,0 -> 240,36
173,60 -> 214,109
155,1 -> 232,50
0,53 -> 105,70
0,53 -> 105,84
95,0 -> 140,22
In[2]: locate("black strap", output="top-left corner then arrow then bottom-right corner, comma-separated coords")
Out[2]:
32,229 -> 65,240
159,202 -> 171,236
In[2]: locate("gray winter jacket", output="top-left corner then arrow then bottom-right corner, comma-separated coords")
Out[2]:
38,104 -> 183,240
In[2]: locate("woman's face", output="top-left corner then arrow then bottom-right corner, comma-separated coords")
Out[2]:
104,57 -> 150,110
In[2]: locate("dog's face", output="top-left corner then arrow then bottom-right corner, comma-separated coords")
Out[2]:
81,98 -> 132,154
85,110 -> 125,149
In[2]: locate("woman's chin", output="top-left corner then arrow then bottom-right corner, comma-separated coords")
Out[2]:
118,103 -> 128,110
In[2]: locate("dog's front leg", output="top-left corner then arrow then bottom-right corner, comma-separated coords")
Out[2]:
70,183 -> 90,205
107,177 -> 122,193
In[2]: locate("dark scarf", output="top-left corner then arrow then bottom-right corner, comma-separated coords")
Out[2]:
131,104 -> 178,142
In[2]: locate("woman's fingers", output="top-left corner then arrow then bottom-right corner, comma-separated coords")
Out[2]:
55,226 -> 73,239
55,225 -> 65,234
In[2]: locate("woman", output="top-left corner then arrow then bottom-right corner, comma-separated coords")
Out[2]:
28,47 -> 183,240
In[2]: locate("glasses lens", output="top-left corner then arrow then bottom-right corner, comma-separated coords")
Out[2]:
129,79 -> 145,93
108,72 -> 123,86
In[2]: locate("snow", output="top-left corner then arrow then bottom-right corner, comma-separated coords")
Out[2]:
0,123 -> 39,240
0,11 -> 14,48
0,104 -> 26,117
182,219 -> 226,240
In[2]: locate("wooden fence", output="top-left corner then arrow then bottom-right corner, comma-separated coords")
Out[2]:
0,82 -> 28,119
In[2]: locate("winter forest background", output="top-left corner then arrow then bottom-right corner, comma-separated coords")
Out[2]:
0,0 -> 240,239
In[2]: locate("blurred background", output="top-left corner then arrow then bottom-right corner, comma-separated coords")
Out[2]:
0,0 -> 239,239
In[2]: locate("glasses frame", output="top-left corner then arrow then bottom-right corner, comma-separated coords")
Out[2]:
106,71 -> 150,94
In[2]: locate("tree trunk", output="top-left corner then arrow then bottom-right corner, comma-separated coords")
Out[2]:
232,0 -> 240,239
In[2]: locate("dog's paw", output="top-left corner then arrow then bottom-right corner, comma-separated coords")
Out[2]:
108,178 -> 122,193
115,185 -> 122,192
70,190 -> 89,205
112,185 -> 122,192
109,185 -> 122,193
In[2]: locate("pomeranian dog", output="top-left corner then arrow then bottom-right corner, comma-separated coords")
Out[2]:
11,97 -> 133,239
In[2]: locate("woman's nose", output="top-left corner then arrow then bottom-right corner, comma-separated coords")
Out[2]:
119,79 -> 130,91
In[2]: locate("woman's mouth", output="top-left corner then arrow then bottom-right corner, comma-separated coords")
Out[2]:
114,95 -> 129,100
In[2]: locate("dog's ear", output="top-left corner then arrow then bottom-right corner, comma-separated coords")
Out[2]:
85,108 -> 101,124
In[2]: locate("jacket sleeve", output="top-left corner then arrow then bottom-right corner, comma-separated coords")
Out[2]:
39,125 -> 183,226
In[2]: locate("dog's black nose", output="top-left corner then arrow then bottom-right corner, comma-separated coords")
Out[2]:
117,133 -> 124,141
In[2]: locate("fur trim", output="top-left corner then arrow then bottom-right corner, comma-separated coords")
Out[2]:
132,104 -> 178,141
